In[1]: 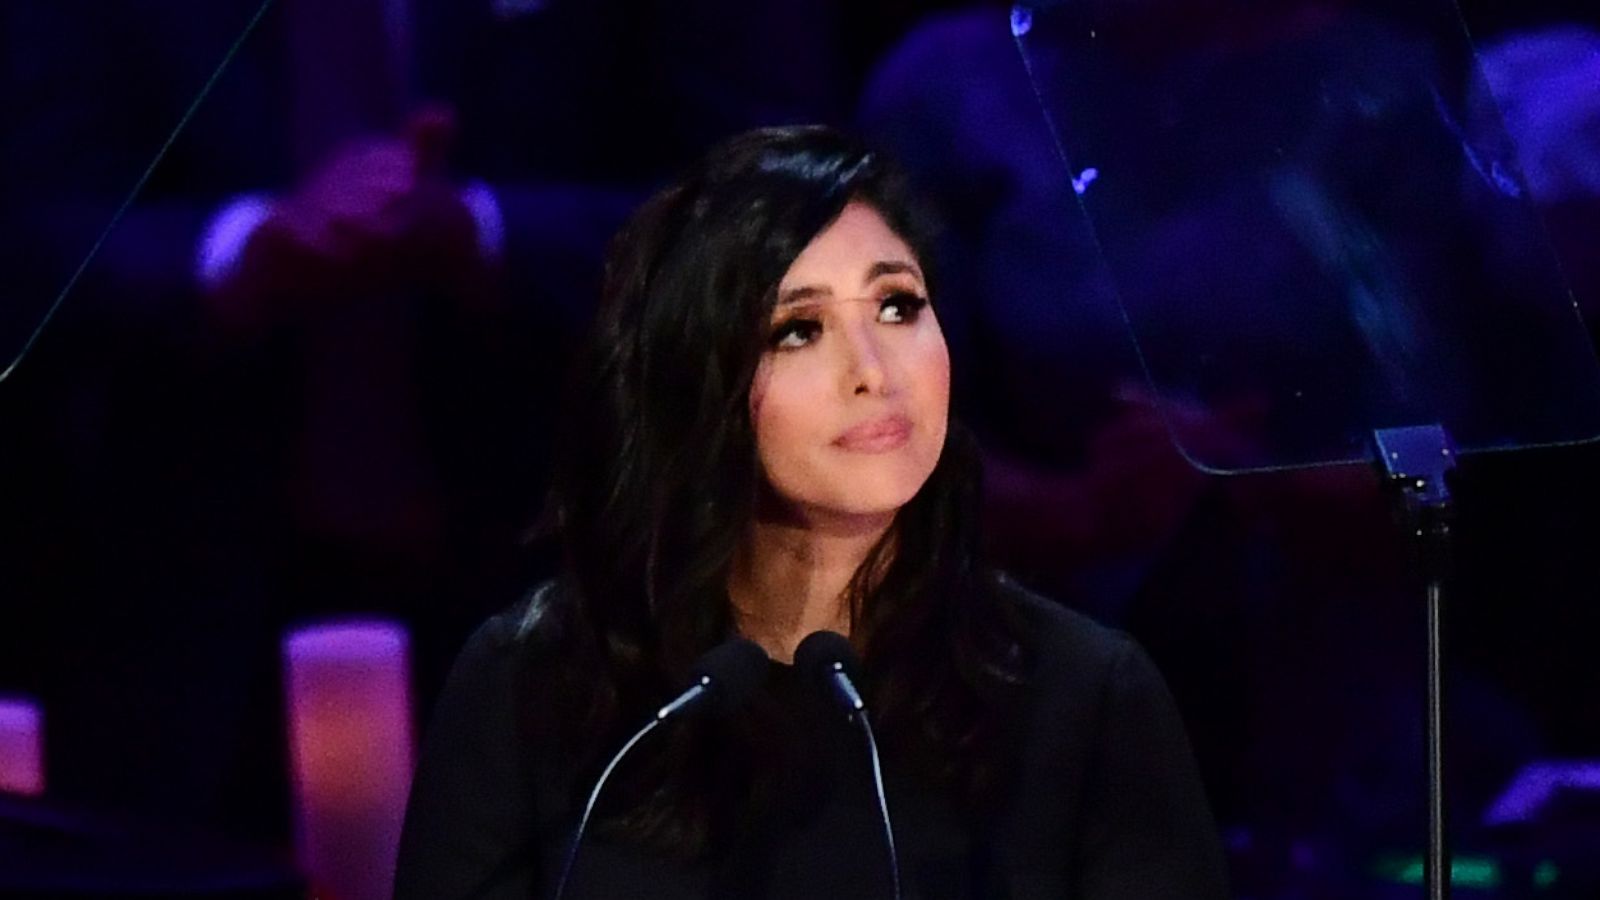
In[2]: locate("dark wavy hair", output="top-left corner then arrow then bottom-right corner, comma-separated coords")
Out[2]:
522,125 -> 1031,857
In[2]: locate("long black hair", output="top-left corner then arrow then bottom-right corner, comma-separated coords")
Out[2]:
524,125 -> 1031,857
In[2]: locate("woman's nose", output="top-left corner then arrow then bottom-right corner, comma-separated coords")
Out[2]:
844,324 -> 889,397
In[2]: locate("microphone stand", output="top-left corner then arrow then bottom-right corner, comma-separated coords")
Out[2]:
854,710 -> 903,900
802,641 -> 903,900
552,716 -> 663,900
550,638 -> 768,900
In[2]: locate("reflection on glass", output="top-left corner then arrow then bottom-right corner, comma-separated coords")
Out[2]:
1014,0 -> 1600,472
2,0 -> 279,375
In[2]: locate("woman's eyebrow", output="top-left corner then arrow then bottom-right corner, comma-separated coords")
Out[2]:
776,284 -> 830,307
777,260 -> 925,308
863,260 -> 924,285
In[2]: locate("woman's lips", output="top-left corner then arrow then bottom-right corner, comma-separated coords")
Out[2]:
833,414 -> 913,453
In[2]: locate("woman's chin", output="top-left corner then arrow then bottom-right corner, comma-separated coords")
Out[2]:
795,481 -> 925,527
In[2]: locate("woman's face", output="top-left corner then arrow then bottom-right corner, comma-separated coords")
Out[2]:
749,202 -> 951,526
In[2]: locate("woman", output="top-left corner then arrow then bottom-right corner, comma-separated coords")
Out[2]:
394,126 -> 1228,899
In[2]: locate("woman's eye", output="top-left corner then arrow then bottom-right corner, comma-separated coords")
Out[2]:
769,319 -> 821,350
878,292 -> 928,324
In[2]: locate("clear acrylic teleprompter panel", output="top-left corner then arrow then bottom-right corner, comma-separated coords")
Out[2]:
2,0 -> 408,375
1,1 -> 285,367
1011,0 -> 1600,473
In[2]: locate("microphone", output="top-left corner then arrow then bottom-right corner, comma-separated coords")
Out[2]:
653,636 -> 771,720
794,631 -> 902,900
553,637 -> 769,900
795,630 -> 866,722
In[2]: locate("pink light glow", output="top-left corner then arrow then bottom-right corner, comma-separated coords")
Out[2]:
284,621 -> 415,900
0,697 -> 44,797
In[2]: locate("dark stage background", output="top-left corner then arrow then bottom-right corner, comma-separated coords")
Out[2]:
2,0 -> 1597,896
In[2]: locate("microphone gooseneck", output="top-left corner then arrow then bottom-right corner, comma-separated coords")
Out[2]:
552,637 -> 769,900
794,630 -> 902,900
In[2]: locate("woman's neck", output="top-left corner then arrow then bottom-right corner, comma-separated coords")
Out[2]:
727,508 -> 894,663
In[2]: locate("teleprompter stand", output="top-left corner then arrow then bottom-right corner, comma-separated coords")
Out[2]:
1373,425 -> 1458,900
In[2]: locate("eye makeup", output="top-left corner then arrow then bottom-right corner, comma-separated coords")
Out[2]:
766,290 -> 929,351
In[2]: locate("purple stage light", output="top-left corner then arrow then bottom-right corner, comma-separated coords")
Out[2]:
1483,759 -> 1600,826
0,696 -> 44,797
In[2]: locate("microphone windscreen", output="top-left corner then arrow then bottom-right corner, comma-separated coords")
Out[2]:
690,638 -> 771,716
794,630 -> 862,686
